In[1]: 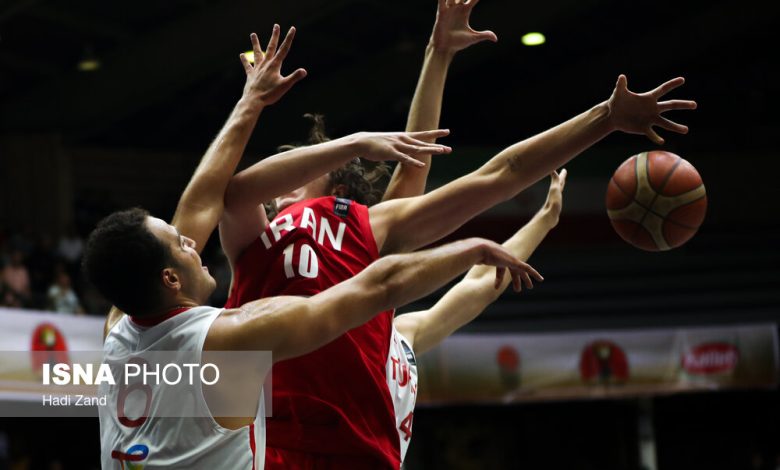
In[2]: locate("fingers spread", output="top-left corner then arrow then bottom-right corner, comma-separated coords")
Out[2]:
645,127 -> 664,145
401,141 -> 452,155
521,270 -> 533,289
250,33 -> 263,60
656,116 -> 688,134
239,53 -> 252,73
266,24 -> 281,60
285,68 -> 307,82
616,74 -> 628,91
409,129 -> 450,140
474,29 -> 498,43
524,263 -> 543,282
279,69 -> 307,94
395,151 -> 426,168
274,26 -> 296,64
658,99 -> 697,112
650,77 -> 685,98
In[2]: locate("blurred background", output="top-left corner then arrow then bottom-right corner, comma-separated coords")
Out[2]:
0,0 -> 778,468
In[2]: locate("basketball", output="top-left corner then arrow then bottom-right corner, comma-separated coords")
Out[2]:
606,151 -> 707,251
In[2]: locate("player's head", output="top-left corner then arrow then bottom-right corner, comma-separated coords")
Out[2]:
273,114 -> 389,213
82,208 -> 216,317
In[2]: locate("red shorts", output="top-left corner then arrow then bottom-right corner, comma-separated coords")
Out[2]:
265,447 -> 393,470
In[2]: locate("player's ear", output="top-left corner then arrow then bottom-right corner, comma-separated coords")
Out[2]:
331,184 -> 348,198
161,268 -> 181,292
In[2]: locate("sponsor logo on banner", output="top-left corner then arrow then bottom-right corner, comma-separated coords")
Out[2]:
682,342 -> 739,375
496,345 -> 521,390
30,323 -> 70,373
579,340 -> 629,385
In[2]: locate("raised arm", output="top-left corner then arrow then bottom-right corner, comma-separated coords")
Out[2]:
171,25 -> 306,251
219,130 -> 452,264
104,25 -> 305,338
395,170 -> 566,355
205,237 -> 542,361
383,0 -> 497,200
371,75 -> 696,254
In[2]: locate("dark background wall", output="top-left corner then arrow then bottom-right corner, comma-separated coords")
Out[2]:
0,0 -> 777,468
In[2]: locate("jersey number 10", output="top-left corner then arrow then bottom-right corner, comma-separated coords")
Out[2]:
282,243 -> 319,279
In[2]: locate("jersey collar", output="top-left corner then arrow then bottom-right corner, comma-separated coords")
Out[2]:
130,307 -> 192,327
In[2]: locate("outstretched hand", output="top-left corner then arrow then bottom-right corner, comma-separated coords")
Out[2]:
475,239 -> 544,292
430,0 -> 497,53
240,24 -> 307,106
606,75 -> 697,145
354,129 -> 453,168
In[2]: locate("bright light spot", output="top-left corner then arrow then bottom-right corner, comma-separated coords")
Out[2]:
521,32 -> 546,46
77,59 -> 100,72
244,50 -> 266,64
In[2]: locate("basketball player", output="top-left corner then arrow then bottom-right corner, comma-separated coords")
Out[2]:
90,24 -> 541,469
221,72 -> 694,469
102,21 -> 458,336
90,211 -> 536,469
389,169 -> 567,463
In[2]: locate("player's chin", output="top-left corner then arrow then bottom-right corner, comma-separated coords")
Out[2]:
205,276 -> 218,296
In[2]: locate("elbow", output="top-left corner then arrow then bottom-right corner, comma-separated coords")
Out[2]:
493,165 -> 521,201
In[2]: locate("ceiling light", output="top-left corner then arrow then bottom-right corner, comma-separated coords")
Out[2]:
77,59 -> 100,71
521,32 -> 546,46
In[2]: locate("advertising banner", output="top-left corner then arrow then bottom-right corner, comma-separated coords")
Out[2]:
417,324 -> 779,404
2,308 -> 777,406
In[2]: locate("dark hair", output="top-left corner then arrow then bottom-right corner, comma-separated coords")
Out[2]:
82,208 -> 174,316
278,114 -> 390,206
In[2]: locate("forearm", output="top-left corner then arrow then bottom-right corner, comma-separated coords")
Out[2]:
223,239 -> 487,359
366,238 -> 487,311
316,238 -> 490,335
483,102 -> 612,197
172,95 -> 264,246
377,102 -> 612,254
404,211 -> 556,355
385,46 -> 454,200
224,135 -> 361,209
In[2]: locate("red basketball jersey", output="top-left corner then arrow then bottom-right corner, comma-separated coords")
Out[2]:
226,196 -> 399,468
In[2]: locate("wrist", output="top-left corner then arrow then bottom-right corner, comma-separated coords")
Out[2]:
341,132 -> 365,154
595,99 -> 616,133
426,42 -> 456,60
237,93 -> 267,114
536,206 -> 561,230
460,237 -> 492,263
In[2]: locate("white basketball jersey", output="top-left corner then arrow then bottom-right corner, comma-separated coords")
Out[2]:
100,306 -> 265,470
386,327 -> 418,465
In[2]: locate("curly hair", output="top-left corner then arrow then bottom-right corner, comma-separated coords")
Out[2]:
279,114 -> 390,206
82,208 -> 175,316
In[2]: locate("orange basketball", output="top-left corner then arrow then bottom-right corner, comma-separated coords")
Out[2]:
606,151 -> 707,251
